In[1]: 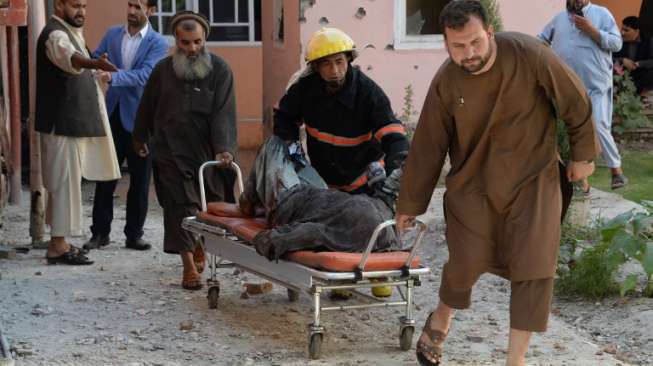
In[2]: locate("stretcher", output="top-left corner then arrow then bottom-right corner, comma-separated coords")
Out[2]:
181,161 -> 431,359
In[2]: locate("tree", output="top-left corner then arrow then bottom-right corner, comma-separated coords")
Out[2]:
480,0 -> 503,32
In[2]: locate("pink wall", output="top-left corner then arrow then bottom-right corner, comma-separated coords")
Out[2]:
299,0 -> 565,122
262,0 -> 302,134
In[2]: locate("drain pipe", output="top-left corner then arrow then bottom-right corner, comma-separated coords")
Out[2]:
0,323 -> 14,366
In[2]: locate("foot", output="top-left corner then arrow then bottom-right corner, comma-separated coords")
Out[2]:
193,244 -> 206,274
182,270 -> 203,291
125,238 -> 152,251
83,235 -> 110,250
611,174 -> 628,190
328,289 -> 353,300
416,308 -> 452,366
46,245 -> 93,265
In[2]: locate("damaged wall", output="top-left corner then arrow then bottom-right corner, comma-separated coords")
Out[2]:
299,0 -> 564,124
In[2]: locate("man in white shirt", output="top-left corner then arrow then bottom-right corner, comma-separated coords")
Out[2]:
35,0 -> 122,265
84,0 -> 168,252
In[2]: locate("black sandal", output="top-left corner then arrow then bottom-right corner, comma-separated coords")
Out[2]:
46,245 -> 94,265
416,313 -> 447,366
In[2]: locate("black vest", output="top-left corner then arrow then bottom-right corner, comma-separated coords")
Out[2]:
35,18 -> 105,137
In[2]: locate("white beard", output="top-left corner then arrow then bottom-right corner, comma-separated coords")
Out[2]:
172,48 -> 213,81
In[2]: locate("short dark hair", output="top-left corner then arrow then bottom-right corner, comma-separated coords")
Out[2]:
623,16 -> 640,30
439,0 -> 489,34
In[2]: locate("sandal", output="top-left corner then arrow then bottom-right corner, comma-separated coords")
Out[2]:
182,271 -> 203,291
46,245 -> 93,265
416,312 -> 447,366
611,174 -> 628,190
193,244 -> 205,274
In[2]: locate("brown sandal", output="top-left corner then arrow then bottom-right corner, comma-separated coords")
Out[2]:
193,244 -> 205,274
182,271 -> 203,291
416,312 -> 447,366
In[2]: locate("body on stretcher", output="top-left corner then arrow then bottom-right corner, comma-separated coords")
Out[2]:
181,161 -> 431,360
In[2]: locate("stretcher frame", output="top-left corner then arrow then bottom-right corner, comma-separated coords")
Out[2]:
182,161 -> 431,359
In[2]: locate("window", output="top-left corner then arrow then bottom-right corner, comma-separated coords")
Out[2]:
394,0 -> 451,49
0,0 -> 9,8
150,0 -> 261,45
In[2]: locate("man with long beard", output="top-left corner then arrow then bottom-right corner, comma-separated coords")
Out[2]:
132,11 -> 236,290
395,1 -> 600,365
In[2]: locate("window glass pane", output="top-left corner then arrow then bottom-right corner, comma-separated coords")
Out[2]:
149,16 -> 160,32
176,0 -> 187,12
161,0 -> 172,13
213,0 -> 236,23
405,0 -> 451,35
0,0 -> 9,9
198,0 -> 210,21
162,16 -> 175,35
254,0 -> 261,41
238,0 -> 249,23
208,26 -> 249,42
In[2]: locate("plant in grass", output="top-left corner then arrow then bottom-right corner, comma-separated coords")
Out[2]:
613,71 -> 652,134
601,201 -> 653,297
400,85 -> 416,141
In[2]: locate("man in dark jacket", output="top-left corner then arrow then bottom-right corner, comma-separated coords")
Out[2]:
132,11 -> 236,291
615,16 -> 653,93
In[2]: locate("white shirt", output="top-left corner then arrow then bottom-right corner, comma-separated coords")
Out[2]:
121,22 -> 149,70
42,16 -> 121,184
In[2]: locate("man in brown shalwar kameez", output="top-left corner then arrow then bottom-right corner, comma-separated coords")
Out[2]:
395,1 -> 600,365
132,11 -> 236,291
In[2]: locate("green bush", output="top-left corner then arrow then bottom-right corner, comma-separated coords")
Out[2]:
557,202 -> 653,298
613,71 -> 652,134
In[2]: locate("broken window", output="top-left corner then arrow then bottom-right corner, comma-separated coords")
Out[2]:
274,0 -> 285,42
394,0 -> 451,49
405,0 -> 451,35
150,0 -> 262,43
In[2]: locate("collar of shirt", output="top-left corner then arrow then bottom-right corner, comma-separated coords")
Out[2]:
123,21 -> 149,40
52,15 -> 84,39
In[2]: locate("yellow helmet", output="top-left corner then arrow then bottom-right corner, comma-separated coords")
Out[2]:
305,27 -> 356,63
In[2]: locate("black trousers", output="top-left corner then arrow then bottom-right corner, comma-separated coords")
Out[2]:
632,67 -> 653,93
90,107 -> 151,240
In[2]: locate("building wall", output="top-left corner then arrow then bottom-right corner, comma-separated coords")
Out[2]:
298,0 -> 564,123
593,0 -> 643,26
261,0 -> 302,134
83,0 -> 263,149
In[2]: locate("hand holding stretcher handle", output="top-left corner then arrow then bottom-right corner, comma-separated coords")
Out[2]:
199,160 -> 244,212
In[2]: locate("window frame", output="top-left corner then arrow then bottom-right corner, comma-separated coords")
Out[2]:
151,0 -> 261,47
394,0 -> 446,50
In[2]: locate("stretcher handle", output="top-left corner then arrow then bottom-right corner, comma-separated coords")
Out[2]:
199,161 -> 244,212
356,219 -> 427,276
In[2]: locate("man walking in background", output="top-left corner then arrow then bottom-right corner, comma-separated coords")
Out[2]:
133,11 -> 237,290
540,0 -> 627,190
84,0 -> 168,251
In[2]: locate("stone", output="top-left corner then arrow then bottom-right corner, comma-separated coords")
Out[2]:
0,246 -> 16,260
244,282 -> 273,295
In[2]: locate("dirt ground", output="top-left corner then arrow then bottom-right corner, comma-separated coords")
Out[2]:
0,178 -> 651,365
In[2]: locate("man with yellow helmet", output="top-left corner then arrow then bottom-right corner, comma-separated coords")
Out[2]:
273,27 -> 409,196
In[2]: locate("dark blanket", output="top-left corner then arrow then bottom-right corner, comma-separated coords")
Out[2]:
253,185 -> 402,261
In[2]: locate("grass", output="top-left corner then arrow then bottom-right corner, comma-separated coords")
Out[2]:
589,149 -> 653,204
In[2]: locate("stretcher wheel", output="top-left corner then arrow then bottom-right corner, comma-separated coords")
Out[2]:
287,289 -> 300,302
308,333 -> 323,360
207,285 -> 220,309
399,326 -> 414,351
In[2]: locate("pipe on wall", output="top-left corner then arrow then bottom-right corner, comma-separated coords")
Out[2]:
7,26 -> 20,205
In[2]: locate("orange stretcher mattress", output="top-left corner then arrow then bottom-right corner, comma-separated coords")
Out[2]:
197,202 -> 420,272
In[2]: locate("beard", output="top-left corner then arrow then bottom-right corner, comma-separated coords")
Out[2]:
458,42 -> 494,74
172,48 -> 213,81
63,13 -> 84,28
